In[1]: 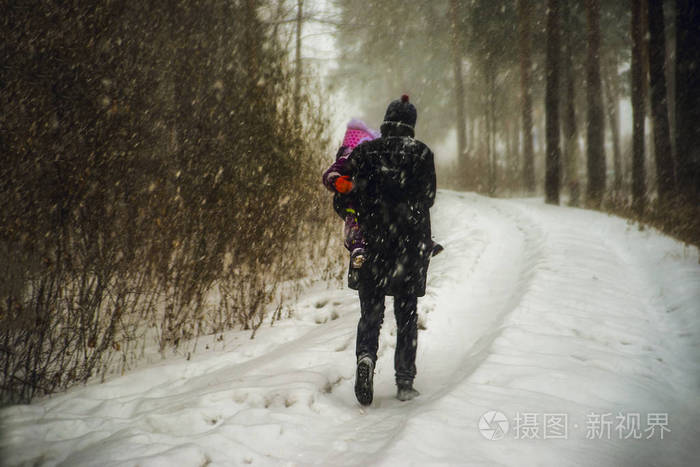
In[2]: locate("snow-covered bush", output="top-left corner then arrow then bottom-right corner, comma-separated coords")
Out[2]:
0,1 -> 339,405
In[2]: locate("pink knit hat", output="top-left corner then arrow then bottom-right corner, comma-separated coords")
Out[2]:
341,119 -> 380,153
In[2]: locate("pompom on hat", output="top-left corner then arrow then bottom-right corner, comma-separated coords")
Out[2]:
382,94 -> 417,129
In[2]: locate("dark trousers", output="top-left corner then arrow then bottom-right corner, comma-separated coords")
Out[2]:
356,284 -> 418,384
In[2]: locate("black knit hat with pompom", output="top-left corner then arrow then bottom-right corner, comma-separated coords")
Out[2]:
383,94 -> 417,129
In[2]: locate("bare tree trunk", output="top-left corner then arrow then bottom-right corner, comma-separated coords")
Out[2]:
271,0 -> 285,39
562,3 -> 580,206
509,113 -> 520,192
603,56 -> 623,198
468,112 -> 475,152
631,0 -> 647,215
294,0 -> 303,116
479,114 -> 489,193
585,0 -> 606,209
244,0 -> 260,91
675,0 -> 700,207
665,0 -> 676,156
545,0 -> 561,205
518,0 -> 536,194
487,61 -> 497,196
648,0 -> 676,205
449,0 -> 467,181
643,0 -> 655,194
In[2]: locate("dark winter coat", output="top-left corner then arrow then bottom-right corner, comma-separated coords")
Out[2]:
344,124 -> 436,297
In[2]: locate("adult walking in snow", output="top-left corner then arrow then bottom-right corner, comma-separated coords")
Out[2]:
326,95 -> 436,405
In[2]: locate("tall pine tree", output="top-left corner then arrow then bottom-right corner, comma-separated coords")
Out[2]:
631,0 -> 647,215
545,0 -> 562,204
648,0 -> 676,205
585,0 -> 607,208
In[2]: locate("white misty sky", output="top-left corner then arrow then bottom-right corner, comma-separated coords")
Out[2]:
300,0 -> 635,166
299,1 -> 363,146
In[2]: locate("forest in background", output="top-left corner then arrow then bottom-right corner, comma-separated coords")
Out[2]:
0,1 -> 341,405
331,0 -> 699,244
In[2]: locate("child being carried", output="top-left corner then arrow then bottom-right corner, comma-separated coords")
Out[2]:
322,119 -> 377,268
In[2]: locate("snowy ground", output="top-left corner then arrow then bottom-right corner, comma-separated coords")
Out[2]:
2,191 -> 699,467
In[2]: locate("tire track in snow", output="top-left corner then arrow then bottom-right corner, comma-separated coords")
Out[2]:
376,198 -> 700,466
313,191 -> 550,464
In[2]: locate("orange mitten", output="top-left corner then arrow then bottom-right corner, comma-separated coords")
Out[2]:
334,175 -> 353,194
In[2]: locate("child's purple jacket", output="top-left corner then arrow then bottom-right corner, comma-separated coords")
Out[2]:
322,146 -> 352,192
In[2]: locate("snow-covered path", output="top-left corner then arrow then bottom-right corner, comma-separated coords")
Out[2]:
2,191 -> 699,466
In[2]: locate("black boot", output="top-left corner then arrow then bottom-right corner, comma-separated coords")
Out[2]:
354,355 -> 374,406
351,247 -> 366,269
396,381 -> 420,401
